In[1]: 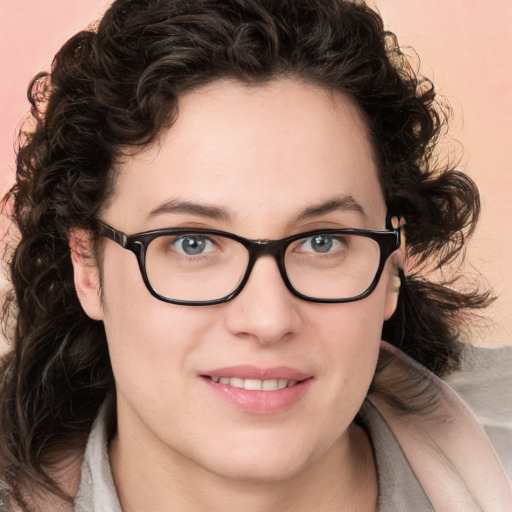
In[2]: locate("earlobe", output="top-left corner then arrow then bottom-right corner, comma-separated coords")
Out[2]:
383,272 -> 401,320
69,229 -> 103,321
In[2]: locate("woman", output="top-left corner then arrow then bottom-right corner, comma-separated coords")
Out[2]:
1,0 -> 510,510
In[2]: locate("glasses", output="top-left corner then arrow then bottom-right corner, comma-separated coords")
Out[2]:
97,221 -> 400,306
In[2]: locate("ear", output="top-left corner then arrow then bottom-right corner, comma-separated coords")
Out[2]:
383,247 -> 405,321
69,229 -> 103,321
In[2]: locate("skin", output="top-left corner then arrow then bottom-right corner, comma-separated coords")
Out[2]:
72,79 -> 403,512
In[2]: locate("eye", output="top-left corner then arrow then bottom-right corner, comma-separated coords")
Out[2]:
172,235 -> 216,256
299,234 -> 344,254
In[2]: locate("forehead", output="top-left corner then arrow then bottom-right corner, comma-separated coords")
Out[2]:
107,79 -> 387,233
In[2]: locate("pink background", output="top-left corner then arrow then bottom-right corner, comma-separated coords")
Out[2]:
1,1 -> 511,346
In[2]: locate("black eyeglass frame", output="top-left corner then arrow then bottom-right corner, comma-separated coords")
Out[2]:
97,221 -> 400,306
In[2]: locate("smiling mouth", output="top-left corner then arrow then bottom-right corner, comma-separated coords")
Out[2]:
204,376 -> 304,391
201,372 -> 313,413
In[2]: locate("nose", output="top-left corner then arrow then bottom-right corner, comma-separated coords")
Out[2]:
224,255 -> 302,345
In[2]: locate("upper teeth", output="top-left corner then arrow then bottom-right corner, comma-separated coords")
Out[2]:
211,377 -> 297,390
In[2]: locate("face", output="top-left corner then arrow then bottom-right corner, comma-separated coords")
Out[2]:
73,79 -> 401,484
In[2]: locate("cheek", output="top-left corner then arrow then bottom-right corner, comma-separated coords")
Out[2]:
103,297 -> 211,373
314,290 -> 386,392
284,299 -> 383,461
99,251 -> 217,402
103,302 -> 224,436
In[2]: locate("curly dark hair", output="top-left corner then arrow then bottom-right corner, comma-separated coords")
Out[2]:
0,0 -> 490,507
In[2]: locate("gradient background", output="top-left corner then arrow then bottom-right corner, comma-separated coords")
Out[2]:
1,0 -> 511,347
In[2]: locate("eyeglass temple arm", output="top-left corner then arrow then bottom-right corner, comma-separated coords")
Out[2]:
97,221 -> 128,248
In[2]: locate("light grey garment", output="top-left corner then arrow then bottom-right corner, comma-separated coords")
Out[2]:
72,399 -> 432,512
73,407 -> 122,512
356,401 -> 435,512
445,343 -> 512,479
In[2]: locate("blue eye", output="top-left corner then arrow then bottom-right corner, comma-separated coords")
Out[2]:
311,235 -> 332,253
173,235 -> 215,256
301,234 -> 342,254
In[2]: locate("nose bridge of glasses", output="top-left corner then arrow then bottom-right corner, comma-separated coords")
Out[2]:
249,238 -> 286,262
243,239 -> 288,287
240,239 -> 291,300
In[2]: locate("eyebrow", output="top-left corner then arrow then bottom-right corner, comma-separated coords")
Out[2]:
147,199 -> 232,221
295,195 -> 367,221
146,195 -> 366,223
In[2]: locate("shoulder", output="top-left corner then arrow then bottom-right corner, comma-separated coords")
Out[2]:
445,342 -> 512,477
368,341 -> 512,510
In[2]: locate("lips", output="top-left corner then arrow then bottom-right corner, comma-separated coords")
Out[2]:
201,365 -> 310,390
200,365 -> 313,413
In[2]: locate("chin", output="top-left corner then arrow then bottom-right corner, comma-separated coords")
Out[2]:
207,456 -> 310,484
191,433 -> 325,484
